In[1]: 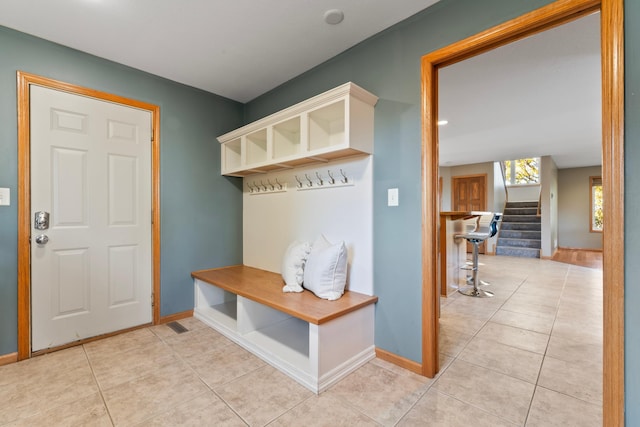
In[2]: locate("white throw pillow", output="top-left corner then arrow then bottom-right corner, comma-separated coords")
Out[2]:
303,235 -> 348,300
281,240 -> 312,293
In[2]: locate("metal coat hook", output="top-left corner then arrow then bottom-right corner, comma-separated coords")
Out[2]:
340,169 -> 348,184
305,174 -> 313,187
275,178 -> 283,190
315,172 -> 324,186
295,175 -> 303,188
327,170 -> 336,185
259,180 -> 267,191
267,179 -> 275,191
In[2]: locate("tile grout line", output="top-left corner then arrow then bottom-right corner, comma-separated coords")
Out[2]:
440,258 -> 572,426
87,329 -> 180,426
424,388 -> 522,426
264,393 -> 315,427
153,324 -> 257,426
521,264 -> 570,426
447,274 -> 528,359
95,326 -> 243,426
81,344 -> 116,427
389,372 -> 439,426
122,329 -> 210,426
433,268 -> 532,425
448,258 -> 602,425
530,264 -> 604,410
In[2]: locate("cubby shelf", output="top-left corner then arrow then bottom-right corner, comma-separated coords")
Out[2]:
218,82 -> 378,177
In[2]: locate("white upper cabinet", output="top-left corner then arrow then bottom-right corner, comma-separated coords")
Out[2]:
218,82 -> 378,177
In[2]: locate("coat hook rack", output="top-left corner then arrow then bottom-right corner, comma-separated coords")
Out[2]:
296,168 -> 354,191
248,178 -> 287,195
246,167 -> 353,195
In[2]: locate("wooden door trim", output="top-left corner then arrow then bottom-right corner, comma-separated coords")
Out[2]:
16,72 -> 162,360
421,1 -> 624,425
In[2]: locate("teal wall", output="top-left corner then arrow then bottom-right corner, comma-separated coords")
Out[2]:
246,0 -> 639,418
625,0 -> 640,422
0,26 -> 244,355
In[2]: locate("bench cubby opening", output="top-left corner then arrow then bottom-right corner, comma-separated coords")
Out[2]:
194,280 -> 237,332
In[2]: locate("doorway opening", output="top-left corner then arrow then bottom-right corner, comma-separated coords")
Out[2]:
420,0 -> 623,425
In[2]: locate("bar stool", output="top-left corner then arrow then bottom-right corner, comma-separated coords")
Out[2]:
455,213 -> 502,297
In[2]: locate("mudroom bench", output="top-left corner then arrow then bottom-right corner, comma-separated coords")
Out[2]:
192,265 -> 378,393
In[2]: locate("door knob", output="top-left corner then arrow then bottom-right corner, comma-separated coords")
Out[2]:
35,234 -> 49,245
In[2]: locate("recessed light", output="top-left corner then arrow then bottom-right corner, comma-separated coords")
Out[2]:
324,9 -> 344,25
437,120 -> 449,126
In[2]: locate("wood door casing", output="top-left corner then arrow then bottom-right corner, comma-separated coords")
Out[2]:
452,174 -> 487,253
422,2 -> 624,424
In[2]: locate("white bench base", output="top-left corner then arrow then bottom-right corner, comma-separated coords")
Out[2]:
194,278 -> 376,393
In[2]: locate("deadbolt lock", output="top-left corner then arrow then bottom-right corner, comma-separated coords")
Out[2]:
34,211 -> 50,230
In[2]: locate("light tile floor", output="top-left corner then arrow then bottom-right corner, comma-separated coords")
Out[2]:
0,255 -> 603,426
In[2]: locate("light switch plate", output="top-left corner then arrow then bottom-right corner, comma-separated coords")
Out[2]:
388,188 -> 399,206
0,188 -> 9,206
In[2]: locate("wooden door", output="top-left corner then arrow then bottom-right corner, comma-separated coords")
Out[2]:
30,85 -> 153,351
452,174 -> 487,253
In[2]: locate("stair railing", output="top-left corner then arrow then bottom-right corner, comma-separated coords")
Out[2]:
499,161 -> 509,201
537,192 -> 542,217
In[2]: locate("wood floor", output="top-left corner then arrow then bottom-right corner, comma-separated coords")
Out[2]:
551,247 -> 603,270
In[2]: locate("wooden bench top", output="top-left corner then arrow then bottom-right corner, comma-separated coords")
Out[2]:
192,265 -> 378,325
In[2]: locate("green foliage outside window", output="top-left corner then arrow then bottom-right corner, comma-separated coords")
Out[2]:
503,158 -> 540,185
592,177 -> 603,231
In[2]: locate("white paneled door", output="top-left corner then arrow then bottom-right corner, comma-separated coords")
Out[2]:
30,85 -> 152,352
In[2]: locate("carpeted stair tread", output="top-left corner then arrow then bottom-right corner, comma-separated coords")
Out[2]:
502,215 -> 541,223
496,200 -> 541,259
505,201 -> 539,208
496,246 -> 541,258
499,230 -> 542,239
504,207 -> 538,215
497,237 -> 541,248
501,222 -> 541,231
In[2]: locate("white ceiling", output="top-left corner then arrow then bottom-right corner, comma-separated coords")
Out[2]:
0,2 -> 600,169
0,0 -> 438,103
438,12 -> 602,169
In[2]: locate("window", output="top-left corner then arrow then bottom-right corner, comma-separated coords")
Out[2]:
591,176 -> 603,232
502,158 -> 540,185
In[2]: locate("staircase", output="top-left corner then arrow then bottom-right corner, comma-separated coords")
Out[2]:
496,201 -> 541,258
